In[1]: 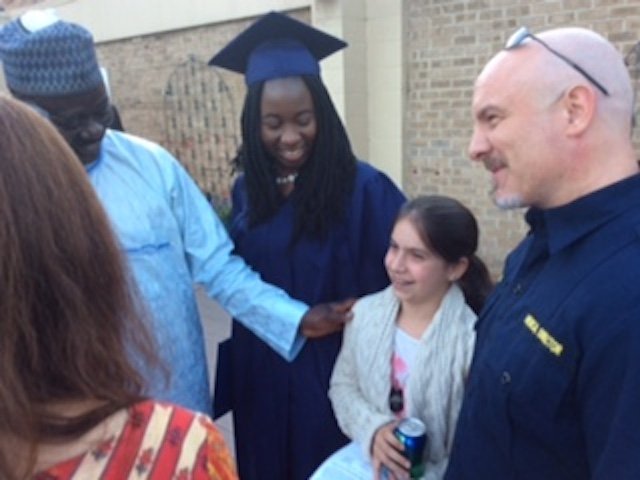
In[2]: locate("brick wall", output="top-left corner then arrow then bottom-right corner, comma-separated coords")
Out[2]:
96,22 -> 248,150
404,0 -> 640,276
4,2 -> 638,277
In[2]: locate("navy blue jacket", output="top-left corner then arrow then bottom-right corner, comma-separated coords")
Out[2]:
445,174 -> 640,480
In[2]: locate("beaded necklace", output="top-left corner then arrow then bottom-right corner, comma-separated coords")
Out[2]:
275,173 -> 298,185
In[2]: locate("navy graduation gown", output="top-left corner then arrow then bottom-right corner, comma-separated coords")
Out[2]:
227,161 -> 405,480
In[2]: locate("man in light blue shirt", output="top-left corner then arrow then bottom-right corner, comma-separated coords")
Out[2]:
0,11 -> 353,414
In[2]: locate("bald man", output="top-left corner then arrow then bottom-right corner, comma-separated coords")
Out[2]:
444,27 -> 640,479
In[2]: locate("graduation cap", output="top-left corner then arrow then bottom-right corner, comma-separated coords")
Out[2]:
209,11 -> 347,86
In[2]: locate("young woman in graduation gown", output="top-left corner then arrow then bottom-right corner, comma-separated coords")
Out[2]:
210,11 -> 406,480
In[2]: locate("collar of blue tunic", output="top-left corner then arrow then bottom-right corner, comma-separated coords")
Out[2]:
525,173 -> 640,255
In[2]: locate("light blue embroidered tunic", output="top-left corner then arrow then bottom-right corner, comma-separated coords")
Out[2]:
86,129 -> 306,413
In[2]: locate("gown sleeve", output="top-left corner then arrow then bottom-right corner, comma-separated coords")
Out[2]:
348,165 -> 406,294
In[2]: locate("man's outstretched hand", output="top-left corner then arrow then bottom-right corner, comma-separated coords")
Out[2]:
300,298 -> 357,338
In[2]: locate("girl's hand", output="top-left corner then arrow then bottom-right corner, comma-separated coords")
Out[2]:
371,421 -> 411,480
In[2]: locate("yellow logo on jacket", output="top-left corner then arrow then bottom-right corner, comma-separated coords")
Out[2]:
524,314 -> 563,356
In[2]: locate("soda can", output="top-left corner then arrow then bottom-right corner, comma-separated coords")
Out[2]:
394,417 -> 427,479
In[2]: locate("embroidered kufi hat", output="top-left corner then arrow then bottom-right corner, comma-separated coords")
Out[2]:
0,9 -> 103,96
209,11 -> 346,86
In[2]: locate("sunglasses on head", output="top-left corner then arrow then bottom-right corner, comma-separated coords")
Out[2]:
505,26 -> 610,97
